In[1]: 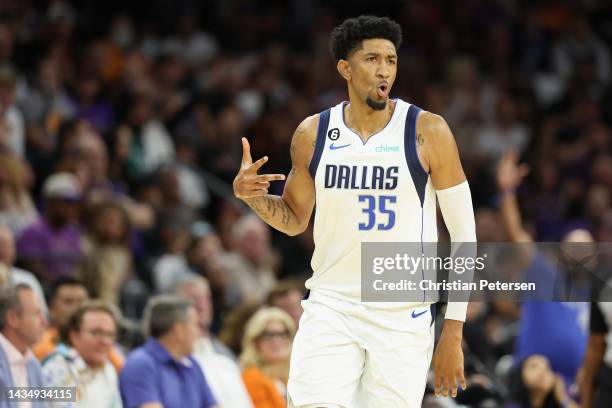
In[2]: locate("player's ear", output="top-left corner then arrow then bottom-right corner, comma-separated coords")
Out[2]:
337,59 -> 351,81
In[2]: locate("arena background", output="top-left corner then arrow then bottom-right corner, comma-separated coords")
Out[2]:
1,0 -> 611,407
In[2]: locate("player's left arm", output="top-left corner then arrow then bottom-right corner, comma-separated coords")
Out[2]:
417,111 -> 476,398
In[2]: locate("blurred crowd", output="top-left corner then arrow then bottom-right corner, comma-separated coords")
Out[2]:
0,0 -> 612,407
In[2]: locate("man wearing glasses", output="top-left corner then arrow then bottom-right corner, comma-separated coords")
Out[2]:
42,301 -> 122,407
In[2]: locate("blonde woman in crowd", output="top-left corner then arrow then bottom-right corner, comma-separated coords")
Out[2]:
0,153 -> 37,235
240,307 -> 295,408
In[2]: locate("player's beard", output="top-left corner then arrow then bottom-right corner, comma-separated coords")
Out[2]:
366,96 -> 387,111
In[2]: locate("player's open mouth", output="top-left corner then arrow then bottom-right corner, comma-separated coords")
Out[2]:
377,83 -> 389,98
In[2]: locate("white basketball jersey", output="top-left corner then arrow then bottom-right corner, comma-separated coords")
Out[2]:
306,99 -> 438,307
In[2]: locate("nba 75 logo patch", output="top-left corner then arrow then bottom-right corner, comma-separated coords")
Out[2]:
328,128 -> 340,140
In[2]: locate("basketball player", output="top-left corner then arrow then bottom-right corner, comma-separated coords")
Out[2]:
233,15 -> 476,408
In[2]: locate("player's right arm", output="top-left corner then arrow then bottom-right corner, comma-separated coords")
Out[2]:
233,115 -> 318,236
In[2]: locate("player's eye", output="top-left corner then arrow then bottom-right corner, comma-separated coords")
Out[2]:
389,59 -> 397,65
367,56 -> 377,62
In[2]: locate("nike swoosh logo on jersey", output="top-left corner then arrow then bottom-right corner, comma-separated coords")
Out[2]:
329,143 -> 351,150
411,309 -> 428,318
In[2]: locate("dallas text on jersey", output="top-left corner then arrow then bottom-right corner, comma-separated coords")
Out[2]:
324,164 -> 399,190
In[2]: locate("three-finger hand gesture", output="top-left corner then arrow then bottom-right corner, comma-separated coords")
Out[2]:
233,137 -> 285,200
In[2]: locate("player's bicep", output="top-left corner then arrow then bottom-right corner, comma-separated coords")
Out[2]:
421,113 -> 466,190
281,115 -> 318,229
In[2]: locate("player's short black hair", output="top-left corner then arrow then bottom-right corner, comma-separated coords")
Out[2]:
329,15 -> 402,62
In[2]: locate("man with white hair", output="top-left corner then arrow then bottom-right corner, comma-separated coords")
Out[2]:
225,214 -> 277,304
0,284 -> 48,407
175,275 -> 254,407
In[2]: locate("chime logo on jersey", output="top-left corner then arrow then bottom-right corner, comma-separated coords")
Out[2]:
375,145 -> 400,153
324,164 -> 399,190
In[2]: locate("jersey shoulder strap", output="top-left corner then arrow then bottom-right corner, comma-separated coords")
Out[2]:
404,104 -> 428,206
308,108 -> 331,177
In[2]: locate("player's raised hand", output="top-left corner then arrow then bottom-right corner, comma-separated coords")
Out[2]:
233,137 -> 285,200
496,149 -> 529,193
432,320 -> 467,398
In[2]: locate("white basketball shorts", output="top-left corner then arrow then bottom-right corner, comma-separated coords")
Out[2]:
287,291 -> 435,408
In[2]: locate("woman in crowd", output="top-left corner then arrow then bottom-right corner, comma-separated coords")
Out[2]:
508,354 -> 579,408
79,200 -> 132,306
0,153 -> 37,235
240,307 -> 295,408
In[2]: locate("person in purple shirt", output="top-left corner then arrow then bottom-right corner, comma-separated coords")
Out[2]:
119,295 -> 218,408
16,172 -> 83,284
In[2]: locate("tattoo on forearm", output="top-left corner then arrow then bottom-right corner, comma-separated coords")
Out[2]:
246,197 -> 269,221
417,133 -> 424,146
245,196 -> 293,227
280,201 -> 290,226
265,196 -> 277,217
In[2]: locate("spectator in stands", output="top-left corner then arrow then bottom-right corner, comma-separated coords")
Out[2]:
43,301 -> 122,407
33,277 -> 126,373
154,222 -> 239,316
119,295 -> 218,408
33,277 -> 88,359
508,354 -> 578,408
71,131 -> 155,231
474,92 -> 530,164
17,172 -> 84,283
497,151 -> 589,385
152,225 -> 192,294
226,215 -> 277,305
17,57 -> 75,135
552,14 -> 611,87
267,281 -> 304,327
0,284 -> 47,394
116,93 -> 175,182
155,165 -> 199,230
241,307 -> 295,408
0,225 -> 46,312
79,201 -> 133,306
219,302 -> 262,357
0,153 -> 37,235
0,65 -> 25,158
71,75 -> 114,134
185,223 -> 239,312
175,275 -> 254,407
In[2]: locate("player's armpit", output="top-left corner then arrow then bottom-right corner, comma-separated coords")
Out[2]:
416,112 -> 467,190
280,114 -> 319,235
